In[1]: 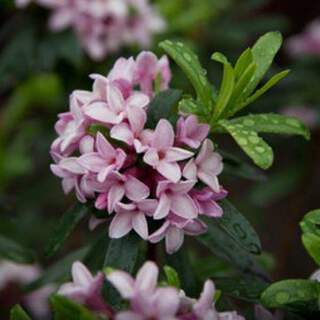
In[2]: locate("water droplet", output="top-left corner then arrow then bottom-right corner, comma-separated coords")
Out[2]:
183,53 -> 192,62
255,146 -> 265,153
249,136 -> 259,144
243,119 -> 255,126
238,137 -> 248,145
286,118 -> 300,127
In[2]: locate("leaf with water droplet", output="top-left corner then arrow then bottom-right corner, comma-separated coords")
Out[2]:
218,120 -> 274,169
261,279 -> 320,316
159,40 -> 214,115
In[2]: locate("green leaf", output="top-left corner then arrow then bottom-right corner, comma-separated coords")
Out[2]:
215,276 -> 268,303
239,70 -> 290,110
197,218 -> 265,277
178,98 -> 202,116
246,31 -> 283,96
211,52 -> 235,122
1,74 -> 63,134
222,113 -> 310,140
45,203 -> 89,257
261,279 -> 320,315
234,48 -> 253,79
0,234 -> 35,264
218,120 -> 274,169
166,248 -> 198,296
159,40 -> 213,113
164,265 -> 181,288
50,295 -> 97,320
300,209 -> 320,265
24,248 -> 88,292
10,305 -> 32,320
104,233 -> 142,308
146,89 -> 182,128
216,200 -> 261,254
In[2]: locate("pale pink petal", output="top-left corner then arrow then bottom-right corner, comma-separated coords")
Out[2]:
97,165 -> 114,183
154,287 -> 180,316
126,92 -> 150,109
137,199 -> 158,215
196,139 -> 214,164
194,280 -> 215,317
153,193 -> 171,219
165,147 -> 194,162
110,123 -> 133,144
198,171 -> 221,193
170,194 -> 198,219
107,271 -> 135,299
132,213 -> 148,240
62,178 -> 74,194
183,219 -> 207,235
108,184 -> 125,213
115,311 -> 143,320
107,83 -> 125,113
79,135 -> 94,154
50,164 -> 67,178
127,106 -> 147,134
125,176 -> 150,201
96,132 -> 116,160
169,180 -> 196,194
72,261 -> 93,287
109,213 -> 132,238
148,221 -> 170,243
157,160 -> 181,183
60,158 -> 86,174
85,102 -> 121,124
152,119 -> 174,149
143,148 -> 159,166
78,153 -> 106,172
166,227 -> 184,254
135,261 -> 158,293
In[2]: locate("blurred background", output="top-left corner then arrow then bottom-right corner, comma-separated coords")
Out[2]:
0,0 -> 320,318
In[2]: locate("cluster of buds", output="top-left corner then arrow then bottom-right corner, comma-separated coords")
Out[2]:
15,0 -> 165,60
58,261 -> 245,320
50,51 -> 226,254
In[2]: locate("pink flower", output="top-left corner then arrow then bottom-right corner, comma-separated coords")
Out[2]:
58,261 -> 104,304
0,260 -> 54,318
191,187 -> 228,218
135,52 -> 171,97
107,261 -> 180,320
287,19 -> 320,57
85,81 -> 149,125
78,132 -> 126,183
153,180 -> 197,220
109,199 -> 158,240
176,115 -> 210,149
183,139 -> 223,192
143,119 -> 194,183
149,214 -> 207,254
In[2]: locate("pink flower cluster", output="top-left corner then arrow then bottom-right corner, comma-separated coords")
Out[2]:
50,52 -> 226,254
15,0 -> 165,60
286,19 -> 320,57
58,261 -> 245,320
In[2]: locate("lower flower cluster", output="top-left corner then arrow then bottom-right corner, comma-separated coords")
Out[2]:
58,261 -> 245,320
50,52 -> 226,254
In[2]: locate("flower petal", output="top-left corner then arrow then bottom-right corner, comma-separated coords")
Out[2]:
132,213 -> 149,240
106,271 -> 135,299
157,160 -> 181,183
125,176 -> 150,201
78,153 -> 105,172
135,261 -> 158,293
107,83 -> 125,113
72,261 -> 93,286
109,212 -> 132,238
96,132 -> 115,160
60,157 -> 86,175
143,148 -> 159,167
170,194 -> 198,219
148,221 -> 170,243
198,171 -> 221,193
108,184 -> 125,213
165,147 -> 194,162
165,226 -> 184,254
85,102 -> 121,124
193,280 -> 216,317
154,287 -> 180,316
110,123 -> 133,145
152,119 -> 174,149
153,193 -> 171,220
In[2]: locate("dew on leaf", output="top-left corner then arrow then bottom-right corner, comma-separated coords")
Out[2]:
243,119 -> 255,126
255,146 -> 265,154
249,136 -> 260,144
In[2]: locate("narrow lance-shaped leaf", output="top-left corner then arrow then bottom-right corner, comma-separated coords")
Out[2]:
219,113 -> 310,140
218,120 -> 274,170
45,203 -> 89,257
216,199 -> 261,254
211,52 -> 235,123
50,295 -> 97,320
234,48 -> 253,80
261,280 -> 320,315
237,70 -> 290,112
10,305 -> 32,320
159,40 -> 214,114
245,31 -> 283,96
0,234 -> 35,264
